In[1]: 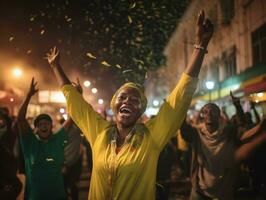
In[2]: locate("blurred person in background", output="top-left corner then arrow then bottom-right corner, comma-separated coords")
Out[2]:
181,103 -> 266,200
15,78 -> 74,200
0,111 -> 22,199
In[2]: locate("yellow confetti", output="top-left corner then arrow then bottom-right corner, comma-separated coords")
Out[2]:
86,53 -> 96,59
101,61 -> 111,67
40,30 -> 45,35
122,69 -> 133,74
9,37 -> 14,42
128,16 -> 132,24
130,2 -> 136,9
115,64 -> 122,69
26,50 -> 32,54
30,17 -> 35,21
66,18 -> 72,22
133,58 -> 144,65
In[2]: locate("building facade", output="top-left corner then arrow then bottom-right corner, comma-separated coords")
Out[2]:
161,0 -> 266,116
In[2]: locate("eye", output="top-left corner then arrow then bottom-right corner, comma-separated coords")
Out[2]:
117,95 -> 125,101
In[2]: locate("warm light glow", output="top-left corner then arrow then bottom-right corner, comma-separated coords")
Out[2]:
38,90 -> 66,103
257,92 -> 264,98
12,68 -> 23,78
98,99 -> 104,104
83,80 -> 91,88
92,88 -> 97,94
10,98 -> 14,102
205,81 -> 215,90
152,99 -> 159,107
59,108 -> 65,113
62,114 -> 68,120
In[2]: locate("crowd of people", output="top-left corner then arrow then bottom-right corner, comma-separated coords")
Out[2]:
1,10 -> 266,200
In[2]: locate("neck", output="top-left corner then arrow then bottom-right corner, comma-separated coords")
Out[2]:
116,124 -> 135,139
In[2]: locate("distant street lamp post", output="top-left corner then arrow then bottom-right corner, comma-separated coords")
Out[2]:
206,81 -> 215,102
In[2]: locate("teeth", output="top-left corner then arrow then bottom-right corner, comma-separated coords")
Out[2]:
120,107 -> 132,113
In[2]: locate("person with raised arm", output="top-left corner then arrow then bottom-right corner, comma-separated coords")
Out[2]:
46,10 -> 213,199
15,78 -> 73,200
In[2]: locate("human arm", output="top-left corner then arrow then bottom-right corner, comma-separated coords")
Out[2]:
235,130 -> 266,163
250,101 -> 261,124
145,11 -> 213,150
16,78 -> 38,135
46,48 -> 109,145
240,118 -> 266,142
185,10 -> 214,77
230,91 -> 246,126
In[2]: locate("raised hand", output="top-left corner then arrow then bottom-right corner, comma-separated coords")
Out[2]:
196,10 -> 214,47
230,91 -> 240,105
46,46 -> 60,67
27,77 -> 39,97
72,78 -> 83,94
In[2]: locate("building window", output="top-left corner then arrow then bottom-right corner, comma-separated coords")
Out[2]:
222,46 -> 236,80
252,23 -> 266,65
219,0 -> 235,24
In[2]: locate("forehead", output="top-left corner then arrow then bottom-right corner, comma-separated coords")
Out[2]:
36,119 -> 52,126
117,87 -> 141,97
202,105 -> 220,112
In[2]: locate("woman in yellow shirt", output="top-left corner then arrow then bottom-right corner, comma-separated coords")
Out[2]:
46,10 -> 213,200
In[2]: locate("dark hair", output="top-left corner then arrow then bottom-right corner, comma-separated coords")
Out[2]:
33,114 -> 53,127
200,103 -> 221,115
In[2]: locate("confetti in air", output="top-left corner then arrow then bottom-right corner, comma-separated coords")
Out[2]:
86,53 -> 96,59
101,61 -> 111,67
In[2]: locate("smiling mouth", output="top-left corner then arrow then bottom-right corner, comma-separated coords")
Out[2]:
119,107 -> 133,117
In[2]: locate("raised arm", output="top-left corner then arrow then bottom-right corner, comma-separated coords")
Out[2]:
46,48 -> 109,145
235,130 -> 266,163
240,118 -> 266,142
250,101 -> 261,124
185,10 -> 214,77
17,78 -> 38,134
46,47 -> 71,87
146,11 -> 213,150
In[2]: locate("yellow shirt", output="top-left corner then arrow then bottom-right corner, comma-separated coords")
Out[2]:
61,73 -> 198,200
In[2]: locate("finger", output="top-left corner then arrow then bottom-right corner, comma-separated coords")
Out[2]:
76,78 -> 80,85
197,10 -> 204,26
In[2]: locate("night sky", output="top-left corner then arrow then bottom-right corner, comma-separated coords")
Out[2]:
0,0 -> 189,102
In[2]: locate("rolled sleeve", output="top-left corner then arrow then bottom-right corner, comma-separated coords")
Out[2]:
146,73 -> 198,150
61,85 -> 109,145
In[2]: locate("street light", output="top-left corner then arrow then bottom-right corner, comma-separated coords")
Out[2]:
205,81 -> 215,102
91,88 -> 97,94
98,99 -> 104,104
83,80 -> 91,88
12,67 -> 23,78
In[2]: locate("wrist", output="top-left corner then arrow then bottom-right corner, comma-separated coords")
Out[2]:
50,62 -> 60,68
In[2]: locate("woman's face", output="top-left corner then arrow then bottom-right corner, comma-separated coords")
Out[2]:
114,87 -> 142,127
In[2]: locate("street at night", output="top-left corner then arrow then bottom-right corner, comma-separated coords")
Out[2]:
0,0 -> 266,199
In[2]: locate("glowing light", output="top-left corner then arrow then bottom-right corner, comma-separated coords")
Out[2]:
98,99 -> 104,104
92,88 -> 97,94
10,98 -> 14,102
59,108 -> 65,114
83,80 -> 91,88
257,92 -> 264,98
12,68 -> 23,78
255,99 -> 259,103
152,100 -> 159,107
205,81 -> 215,90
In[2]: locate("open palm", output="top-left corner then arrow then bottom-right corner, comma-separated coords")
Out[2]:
46,47 -> 60,66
